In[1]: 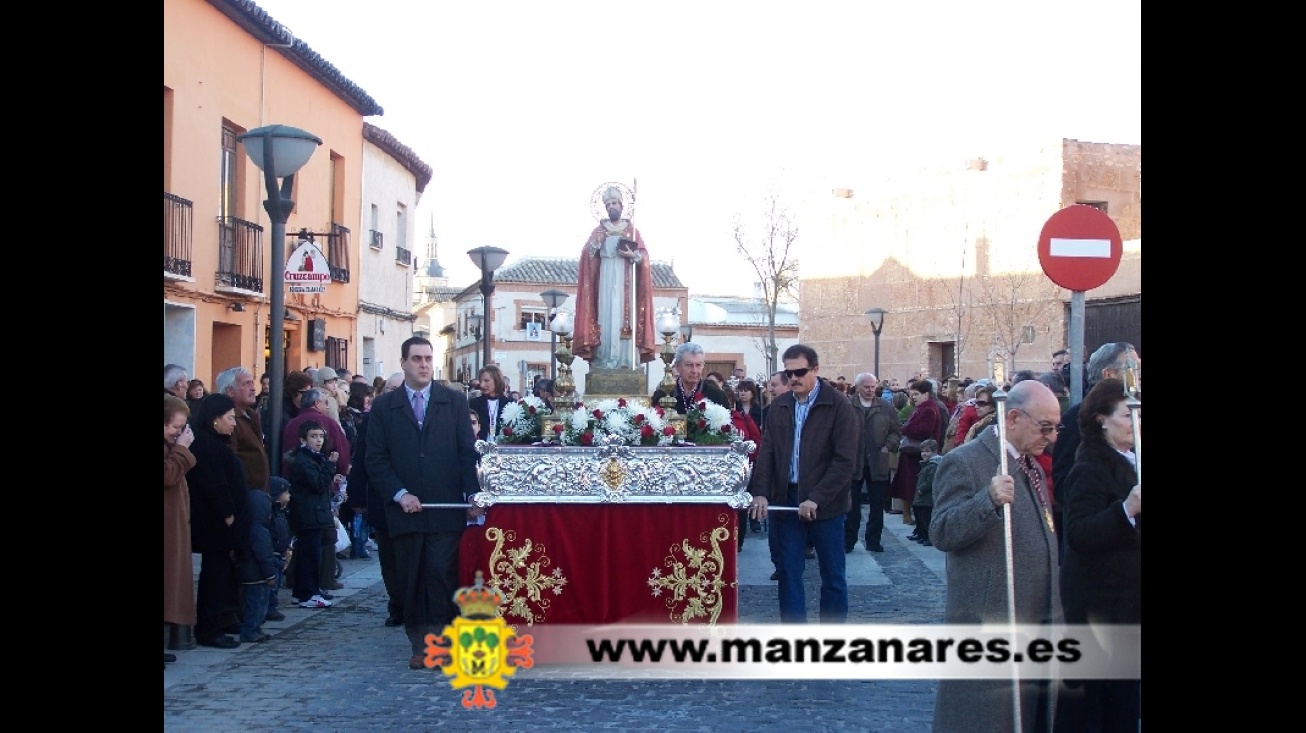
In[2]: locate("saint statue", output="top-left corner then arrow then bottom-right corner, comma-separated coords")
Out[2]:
573,183 -> 657,369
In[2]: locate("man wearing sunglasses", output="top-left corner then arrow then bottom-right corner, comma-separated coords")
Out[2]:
749,344 -> 858,624
929,379 -> 1063,733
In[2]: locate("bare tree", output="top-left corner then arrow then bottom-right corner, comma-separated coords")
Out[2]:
971,269 -> 1064,375
733,193 -> 799,376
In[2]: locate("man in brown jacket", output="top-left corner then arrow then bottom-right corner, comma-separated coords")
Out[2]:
749,344 -> 859,624
215,366 -> 276,625
846,372 -> 901,553
216,366 -> 269,491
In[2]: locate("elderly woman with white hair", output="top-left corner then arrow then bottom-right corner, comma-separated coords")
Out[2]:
650,342 -> 734,414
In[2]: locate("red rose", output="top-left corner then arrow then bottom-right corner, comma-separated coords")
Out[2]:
696,399 -> 707,410
720,425 -> 731,434
632,414 -> 645,424
654,407 -> 665,417
592,409 -> 603,419
580,432 -> 593,446
618,398 -> 627,407
503,426 -> 514,436
552,423 -> 564,434
640,424 -> 654,437
574,402 -> 584,410
696,419 -> 707,429
662,426 -> 677,436
527,406 -> 536,415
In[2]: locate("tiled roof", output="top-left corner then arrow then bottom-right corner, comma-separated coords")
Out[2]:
493,257 -> 685,289
212,1 -> 384,116
423,286 -> 465,303
363,123 -> 433,193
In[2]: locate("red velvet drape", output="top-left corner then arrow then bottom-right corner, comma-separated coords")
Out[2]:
459,505 -> 738,626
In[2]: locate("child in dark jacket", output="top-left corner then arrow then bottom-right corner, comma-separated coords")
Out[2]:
264,477 -> 293,622
287,421 -> 343,608
910,439 -> 941,546
236,489 -> 279,642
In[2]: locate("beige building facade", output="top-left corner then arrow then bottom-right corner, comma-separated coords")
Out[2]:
164,0 -> 384,386
800,138 -> 1140,383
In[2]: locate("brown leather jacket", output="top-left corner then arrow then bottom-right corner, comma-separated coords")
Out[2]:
751,378 -> 859,520
232,408 -> 269,491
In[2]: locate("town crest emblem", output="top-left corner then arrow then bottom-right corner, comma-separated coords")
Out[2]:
426,570 -> 534,709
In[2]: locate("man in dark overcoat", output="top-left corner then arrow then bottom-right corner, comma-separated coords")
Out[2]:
366,337 -> 481,669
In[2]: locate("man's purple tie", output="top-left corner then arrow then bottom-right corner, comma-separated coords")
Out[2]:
1020,454 -> 1054,532
1019,455 -> 1043,496
412,390 -> 425,426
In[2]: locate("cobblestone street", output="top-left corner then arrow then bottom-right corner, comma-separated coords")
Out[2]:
165,511 -> 946,732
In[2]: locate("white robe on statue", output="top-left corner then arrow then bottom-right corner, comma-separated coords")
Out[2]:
593,233 -> 637,369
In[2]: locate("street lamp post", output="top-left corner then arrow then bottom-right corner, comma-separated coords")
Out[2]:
539,288 -> 568,381
237,124 -> 322,477
468,312 -> 484,375
467,247 -> 509,370
865,307 -> 887,379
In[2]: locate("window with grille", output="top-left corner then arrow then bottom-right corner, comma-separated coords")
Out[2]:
326,336 -> 349,371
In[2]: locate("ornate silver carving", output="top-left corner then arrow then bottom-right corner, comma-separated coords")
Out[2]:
473,434 -> 755,508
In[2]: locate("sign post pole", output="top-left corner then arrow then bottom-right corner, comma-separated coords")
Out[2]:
1068,291 -> 1086,406
1037,205 -> 1123,406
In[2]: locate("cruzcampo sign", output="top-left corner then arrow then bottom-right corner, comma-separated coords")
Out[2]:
286,239 -> 330,293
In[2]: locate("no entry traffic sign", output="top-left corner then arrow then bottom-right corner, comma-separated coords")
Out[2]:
1037,205 -> 1123,291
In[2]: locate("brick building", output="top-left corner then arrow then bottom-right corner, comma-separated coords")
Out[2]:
800,138 -> 1140,383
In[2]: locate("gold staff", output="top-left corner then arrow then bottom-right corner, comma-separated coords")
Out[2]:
1123,350 -> 1141,484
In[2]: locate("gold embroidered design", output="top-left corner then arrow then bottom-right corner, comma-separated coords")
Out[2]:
485,527 -> 568,626
600,456 -> 627,490
647,513 -> 734,626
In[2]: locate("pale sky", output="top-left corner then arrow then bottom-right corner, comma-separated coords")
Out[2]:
249,0 -> 1141,297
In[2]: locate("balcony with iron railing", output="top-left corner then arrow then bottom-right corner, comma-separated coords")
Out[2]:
396,245 -> 412,267
164,192 -> 194,279
369,229 -> 383,250
216,216 -> 265,294
328,223 -> 351,283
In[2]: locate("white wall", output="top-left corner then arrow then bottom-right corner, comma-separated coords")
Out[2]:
358,139 -> 420,376
164,300 -> 196,374
691,331 -> 800,383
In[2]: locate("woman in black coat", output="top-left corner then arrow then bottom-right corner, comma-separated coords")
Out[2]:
468,365 -> 508,441
1056,379 -> 1141,733
186,393 -> 250,649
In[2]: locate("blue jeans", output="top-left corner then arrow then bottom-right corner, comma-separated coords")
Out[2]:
350,513 -> 371,558
240,582 -> 272,640
774,486 -> 848,624
267,555 -> 285,614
